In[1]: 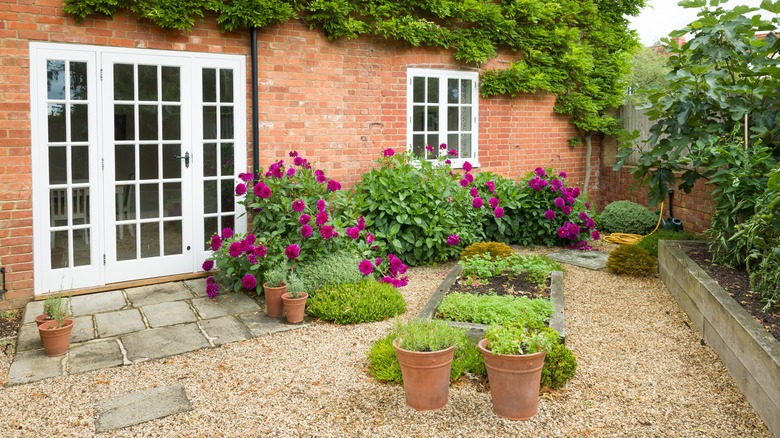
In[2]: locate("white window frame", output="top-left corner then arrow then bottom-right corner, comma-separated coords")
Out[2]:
406,68 -> 479,168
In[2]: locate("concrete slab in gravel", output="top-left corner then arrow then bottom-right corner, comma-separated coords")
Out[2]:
120,323 -> 209,362
95,384 -> 192,433
199,316 -> 253,346
95,309 -> 147,338
191,293 -> 261,319
6,349 -> 62,386
70,315 -> 96,343
15,323 -> 41,352
71,290 -> 127,316
125,283 -> 194,307
68,339 -> 124,374
22,301 -> 44,324
548,250 -> 609,270
142,301 -> 198,328
239,312 -> 306,337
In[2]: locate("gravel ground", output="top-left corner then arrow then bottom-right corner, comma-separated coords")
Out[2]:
0,246 -> 771,437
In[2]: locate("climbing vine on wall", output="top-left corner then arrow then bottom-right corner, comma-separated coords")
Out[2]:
63,0 -> 644,143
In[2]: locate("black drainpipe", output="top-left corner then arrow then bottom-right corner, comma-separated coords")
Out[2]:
0,267 -> 6,300
250,27 -> 260,178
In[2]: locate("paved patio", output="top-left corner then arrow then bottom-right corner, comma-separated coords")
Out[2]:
7,280 -> 306,386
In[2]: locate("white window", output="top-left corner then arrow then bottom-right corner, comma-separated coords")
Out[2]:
407,68 -> 479,168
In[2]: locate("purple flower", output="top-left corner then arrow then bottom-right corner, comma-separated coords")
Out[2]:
245,234 -> 256,244
299,214 -> 311,224
356,216 -> 366,231
327,179 -> 342,192
255,245 -> 267,258
346,227 -> 360,239
459,179 -> 469,187
440,143 -> 447,149
286,167 -> 296,177
554,197 -> 565,209
489,197 -> 499,209
562,205 -> 572,215
444,159 -> 452,165
202,260 -> 214,271
206,281 -> 219,298
359,259 -> 374,276
469,187 -> 479,197
447,234 -> 460,246
235,183 -> 247,196
317,199 -> 326,212
210,235 -> 223,251
494,207 -> 505,218
221,227 -> 234,239
463,161 -> 473,172
228,242 -> 242,258
585,202 -> 591,209
238,173 -> 253,182
592,230 -> 601,240
550,179 -> 563,192
292,199 -> 305,212
557,227 -> 568,239
242,274 -> 257,290
464,173 -> 474,183
315,211 -> 329,226
383,148 -> 395,157
285,244 -> 300,260
564,195 -> 575,205
301,224 -> 313,238
485,180 -> 496,193
289,151 -> 299,157
375,257 -> 382,266
544,209 -> 557,220
425,145 -> 434,153
579,211 -> 588,221
535,167 -> 547,178
559,171 -> 568,179
247,254 -> 258,265
320,225 -> 337,240
315,170 -> 327,184
256,184 -> 272,199
293,156 -> 304,166
472,197 -> 484,209
585,217 -> 596,229
366,232 -> 375,244
528,176 -> 549,191
448,149 -> 457,156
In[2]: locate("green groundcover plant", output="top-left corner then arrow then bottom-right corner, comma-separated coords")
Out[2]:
437,293 -> 553,326
307,280 -> 407,324
461,252 -> 562,289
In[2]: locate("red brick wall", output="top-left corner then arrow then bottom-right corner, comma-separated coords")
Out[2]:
0,2 -> 597,307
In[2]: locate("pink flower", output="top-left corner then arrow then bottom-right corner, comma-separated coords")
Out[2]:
447,234 -> 460,246
292,199 -> 305,212
366,232 -> 375,244
206,281 -> 219,298
245,234 -> 256,245
315,211 -> 329,226
469,187 -> 479,197
559,171 -> 568,179
289,151 -> 299,157
562,205 -> 572,215
315,170 -> 327,183
489,197 -> 499,209
440,143 -> 447,150
238,173 -> 253,182
460,179 -> 469,187
494,207 -> 505,218
464,173 -> 474,183
444,159 -> 452,165
448,149 -> 457,156
293,156 -> 304,166
472,197 -> 484,209
485,180 -> 496,193
383,148 -> 395,157
327,179 -> 341,191
375,257 -> 382,266
221,227 -> 234,239
359,260 -> 374,276
554,197 -> 565,209
285,244 -> 300,259
254,245 -> 267,258
591,230 -> 601,240
202,260 -> 214,271
241,274 -> 257,290
247,254 -> 258,265
550,179 -> 563,192
301,224 -> 313,238
356,216 -> 366,231
257,185 -> 272,199
320,225 -> 337,240
463,161 -> 473,172
228,242 -> 242,257
535,167 -> 547,178
286,167 -> 296,177
317,199 -> 326,212
299,214 -> 311,224
346,227 -> 360,239
235,183 -> 247,196
544,209 -> 557,220
210,235 -> 222,251
425,145 -> 434,153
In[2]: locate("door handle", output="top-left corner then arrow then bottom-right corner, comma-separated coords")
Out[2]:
175,151 -> 190,168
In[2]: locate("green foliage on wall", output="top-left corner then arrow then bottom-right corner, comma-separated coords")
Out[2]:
62,0 -> 644,136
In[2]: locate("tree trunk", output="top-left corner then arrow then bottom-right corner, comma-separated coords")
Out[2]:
583,134 -> 592,198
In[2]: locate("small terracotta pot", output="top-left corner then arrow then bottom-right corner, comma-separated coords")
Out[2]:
35,314 -> 52,327
393,339 -> 455,411
477,339 -> 546,420
263,283 -> 287,318
281,292 -> 308,324
38,319 -> 75,357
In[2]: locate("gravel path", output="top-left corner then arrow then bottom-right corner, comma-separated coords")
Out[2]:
0,247 -> 770,437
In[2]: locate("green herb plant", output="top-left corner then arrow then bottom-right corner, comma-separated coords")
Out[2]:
484,322 -> 558,356
307,280 -> 406,324
285,273 -> 306,298
460,253 -> 561,289
43,292 -> 71,327
263,265 -> 288,288
393,320 -> 461,353
437,293 -> 553,326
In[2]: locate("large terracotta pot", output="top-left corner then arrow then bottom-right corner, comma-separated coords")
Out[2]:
477,339 -> 546,420
281,292 -> 308,324
38,319 -> 75,357
263,283 -> 287,318
392,339 -> 455,411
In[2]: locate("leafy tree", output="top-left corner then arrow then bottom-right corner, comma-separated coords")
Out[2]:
625,45 -> 671,105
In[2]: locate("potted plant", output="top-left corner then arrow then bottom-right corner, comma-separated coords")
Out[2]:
392,319 -> 461,411
477,322 -> 559,420
34,293 -> 62,326
37,293 -> 74,357
263,265 -> 288,318
281,273 -> 308,324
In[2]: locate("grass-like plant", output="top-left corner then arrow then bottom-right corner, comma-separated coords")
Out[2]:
393,319 -> 462,352
307,280 -> 406,324
437,293 -> 553,326
43,292 -> 71,327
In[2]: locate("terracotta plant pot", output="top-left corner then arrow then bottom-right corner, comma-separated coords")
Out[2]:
392,339 -> 455,411
35,314 -> 52,327
263,283 -> 287,318
281,292 -> 308,323
477,339 -> 546,420
38,319 -> 75,357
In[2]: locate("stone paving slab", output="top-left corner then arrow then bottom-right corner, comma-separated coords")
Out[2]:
96,309 -> 147,338
191,293 -> 261,319
239,312 -> 305,337
184,279 -> 209,298
71,290 -> 127,316
120,323 -> 210,362
199,316 -> 253,346
125,283 -> 195,307
70,315 -> 96,343
142,301 -> 198,328
6,350 -> 63,386
95,384 -> 192,433
22,301 -> 44,324
68,339 -> 124,375
15,323 -> 41,352
548,250 -> 609,270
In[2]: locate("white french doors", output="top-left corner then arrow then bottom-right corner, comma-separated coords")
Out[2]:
30,43 -> 246,294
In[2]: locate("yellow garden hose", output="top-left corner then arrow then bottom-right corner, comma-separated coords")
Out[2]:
603,202 -> 665,245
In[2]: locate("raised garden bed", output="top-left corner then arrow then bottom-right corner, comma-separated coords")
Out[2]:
417,264 -> 565,342
659,240 -> 780,437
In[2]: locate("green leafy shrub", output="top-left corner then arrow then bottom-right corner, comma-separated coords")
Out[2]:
367,327 -> 485,384
605,245 -> 657,277
599,201 -> 658,235
437,293 -> 553,326
295,252 -> 363,294
541,342 -> 578,389
307,280 -> 406,324
460,241 -> 514,262
635,230 -> 700,257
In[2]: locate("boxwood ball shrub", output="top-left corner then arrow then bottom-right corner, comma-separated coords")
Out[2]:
541,340 -> 578,389
294,252 -> 363,294
306,280 -> 406,324
606,245 -> 657,277
599,200 -> 659,235
635,230 -> 700,257
459,241 -> 514,261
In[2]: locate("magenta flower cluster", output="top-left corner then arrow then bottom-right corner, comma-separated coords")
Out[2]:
534,167 -> 599,249
358,253 -> 409,287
